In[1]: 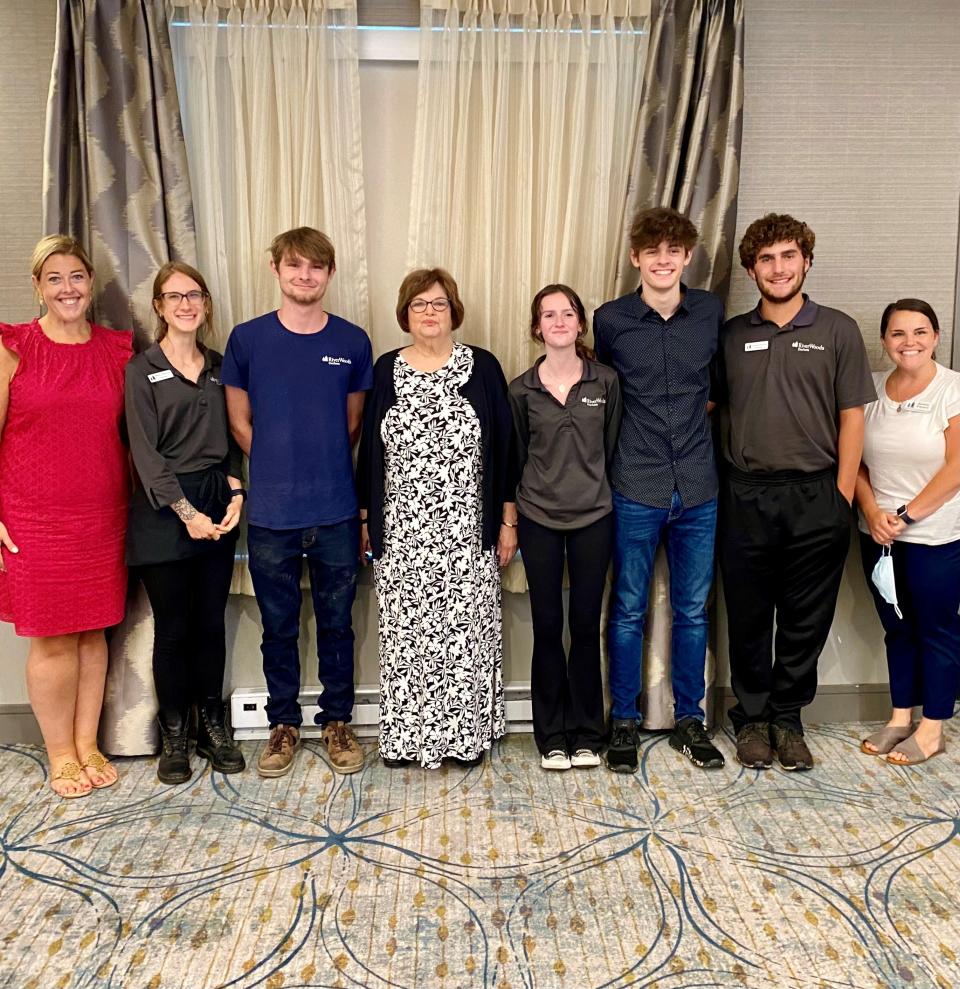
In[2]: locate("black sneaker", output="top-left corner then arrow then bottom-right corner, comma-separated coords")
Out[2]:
669,717 -> 725,769
606,718 -> 638,773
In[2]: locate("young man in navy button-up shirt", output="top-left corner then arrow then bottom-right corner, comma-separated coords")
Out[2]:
594,207 -> 725,773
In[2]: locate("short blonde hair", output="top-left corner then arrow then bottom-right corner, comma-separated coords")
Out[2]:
31,234 -> 94,281
269,227 -> 336,270
395,268 -> 465,333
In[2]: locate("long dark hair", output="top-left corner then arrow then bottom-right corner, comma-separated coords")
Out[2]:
529,283 -> 594,360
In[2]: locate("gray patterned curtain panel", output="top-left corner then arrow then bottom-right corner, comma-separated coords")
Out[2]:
618,0 -> 744,298
42,0 -> 196,346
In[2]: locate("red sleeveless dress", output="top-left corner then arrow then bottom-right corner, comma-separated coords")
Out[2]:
0,320 -> 132,636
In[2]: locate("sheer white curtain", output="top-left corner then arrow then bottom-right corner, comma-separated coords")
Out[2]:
167,0 -> 369,349
408,0 -> 651,382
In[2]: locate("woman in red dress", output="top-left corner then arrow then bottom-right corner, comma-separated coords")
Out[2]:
0,235 -> 132,798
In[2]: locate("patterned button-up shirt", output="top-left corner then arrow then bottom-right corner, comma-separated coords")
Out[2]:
593,285 -> 724,509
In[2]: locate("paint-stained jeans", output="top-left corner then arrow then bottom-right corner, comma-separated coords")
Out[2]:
247,520 -> 359,728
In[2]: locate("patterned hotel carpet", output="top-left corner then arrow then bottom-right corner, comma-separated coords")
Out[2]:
1,727 -> 959,989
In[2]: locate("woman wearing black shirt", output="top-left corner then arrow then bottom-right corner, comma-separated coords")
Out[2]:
125,262 -> 245,783
508,285 -> 622,770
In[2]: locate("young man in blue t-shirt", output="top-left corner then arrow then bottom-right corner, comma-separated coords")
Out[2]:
222,227 -> 373,778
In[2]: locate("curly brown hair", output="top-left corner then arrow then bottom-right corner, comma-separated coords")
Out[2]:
629,207 -> 698,254
395,268 -> 465,333
738,213 -> 815,270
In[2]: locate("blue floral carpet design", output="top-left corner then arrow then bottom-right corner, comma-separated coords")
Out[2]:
1,726 -> 959,989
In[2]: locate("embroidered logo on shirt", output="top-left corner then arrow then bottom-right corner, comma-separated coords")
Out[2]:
581,395 -> 606,407
791,341 -> 825,353
322,355 -> 353,366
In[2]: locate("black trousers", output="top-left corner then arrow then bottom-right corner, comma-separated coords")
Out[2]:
518,512 -> 613,754
718,466 -> 851,731
138,541 -> 236,713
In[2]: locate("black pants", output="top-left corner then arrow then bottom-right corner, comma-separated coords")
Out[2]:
518,512 -> 612,754
718,466 -> 851,731
138,541 -> 236,713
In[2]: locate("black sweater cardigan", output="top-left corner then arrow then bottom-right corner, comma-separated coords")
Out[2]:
357,345 -> 518,560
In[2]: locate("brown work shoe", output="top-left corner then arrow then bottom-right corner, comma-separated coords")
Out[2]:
257,724 -> 300,778
771,724 -> 814,771
735,722 -> 773,769
320,720 -> 364,774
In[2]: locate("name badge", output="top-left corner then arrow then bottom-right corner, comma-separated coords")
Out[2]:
147,369 -> 175,383
902,400 -> 932,413
744,340 -> 769,352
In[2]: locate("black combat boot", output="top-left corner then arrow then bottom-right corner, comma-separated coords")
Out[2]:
196,699 -> 246,774
157,710 -> 192,785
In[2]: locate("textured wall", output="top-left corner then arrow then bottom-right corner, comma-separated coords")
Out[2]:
727,0 -> 960,363
0,0 -> 56,314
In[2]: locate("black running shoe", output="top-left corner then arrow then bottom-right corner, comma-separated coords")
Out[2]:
669,717 -> 725,769
606,718 -> 638,773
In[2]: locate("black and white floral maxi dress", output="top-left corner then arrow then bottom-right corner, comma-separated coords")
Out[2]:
374,342 -> 505,767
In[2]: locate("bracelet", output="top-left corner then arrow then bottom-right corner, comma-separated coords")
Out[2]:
229,488 -> 247,500
501,520 -> 517,528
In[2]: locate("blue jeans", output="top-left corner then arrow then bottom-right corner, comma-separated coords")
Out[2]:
247,519 -> 359,728
860,534 -> 960,721
608,489 -> 717,723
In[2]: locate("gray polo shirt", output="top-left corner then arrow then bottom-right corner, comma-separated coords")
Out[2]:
508,357 -> 622,529
125,343 -> 243,509
715,296 -> 876,472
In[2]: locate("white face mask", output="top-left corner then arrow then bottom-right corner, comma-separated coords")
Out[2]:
871,545 -> 903,619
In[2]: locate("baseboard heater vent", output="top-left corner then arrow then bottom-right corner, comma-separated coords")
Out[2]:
231,685 -> 533,740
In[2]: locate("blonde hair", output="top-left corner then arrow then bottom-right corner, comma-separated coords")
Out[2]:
152,261 -> 213,344
269,227 -> 336,270
31,234 -> 94,281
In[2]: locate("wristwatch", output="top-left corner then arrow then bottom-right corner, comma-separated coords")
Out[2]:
896,505 -> 916,525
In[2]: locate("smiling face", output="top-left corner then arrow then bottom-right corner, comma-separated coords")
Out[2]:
407,281 -> 454,346
155,270 -> 208,338
630,240 -> 692,294
272,252 -> 334,306
747,239 -> 811,305
34,253 -> 93,323
536,291 -> 583,352
882,308 -> 938,371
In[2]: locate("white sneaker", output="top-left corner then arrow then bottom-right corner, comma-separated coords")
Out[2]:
541,749 -> 571,771
570,748 -> 601,769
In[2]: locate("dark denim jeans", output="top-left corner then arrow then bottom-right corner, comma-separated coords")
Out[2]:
608,489 -> 717,723
247,519 -> 359,728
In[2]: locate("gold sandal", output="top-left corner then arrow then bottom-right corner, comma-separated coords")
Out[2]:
81,750 -> 119,789
51,761 -> 92,799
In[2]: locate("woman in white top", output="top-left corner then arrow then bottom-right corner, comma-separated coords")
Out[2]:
855,298 -> 960,765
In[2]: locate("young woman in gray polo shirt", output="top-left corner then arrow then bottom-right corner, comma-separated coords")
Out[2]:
125,262 -> 246,784
508,285 -> 622,770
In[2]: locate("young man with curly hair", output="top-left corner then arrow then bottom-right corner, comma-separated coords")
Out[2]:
713,213 -> 875,770
594,206 -> 726,773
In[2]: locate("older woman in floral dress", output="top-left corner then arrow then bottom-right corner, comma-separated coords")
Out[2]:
358,268 -> 517,769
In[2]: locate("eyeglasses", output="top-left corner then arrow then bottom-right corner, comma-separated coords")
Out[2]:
158,290 -> 205,306
409,298 -> 450,314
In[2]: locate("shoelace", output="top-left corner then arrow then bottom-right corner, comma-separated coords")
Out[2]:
611,725 -> 634,747
202,710 -> 229,748
332,723 -> 350,750
267,726 -> 294,754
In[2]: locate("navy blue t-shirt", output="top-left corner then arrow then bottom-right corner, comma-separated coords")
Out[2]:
221,310 -> 373,529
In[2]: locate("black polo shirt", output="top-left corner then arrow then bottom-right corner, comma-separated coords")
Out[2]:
508,357 -> 622,530
125,343 -> 243,509
593,285 -> 723,509
715,296 -> 876,472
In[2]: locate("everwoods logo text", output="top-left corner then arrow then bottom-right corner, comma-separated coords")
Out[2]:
791,341 -> 825,353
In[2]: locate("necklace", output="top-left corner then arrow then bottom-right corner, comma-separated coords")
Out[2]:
540,359 -> 581,395
888,367 -> 935,413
